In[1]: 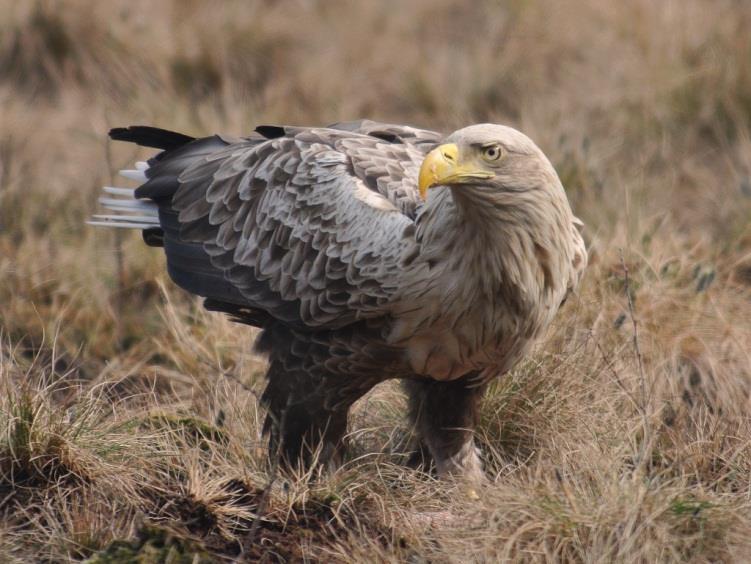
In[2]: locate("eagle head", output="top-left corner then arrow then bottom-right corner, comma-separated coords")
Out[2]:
418,124 -> 561,201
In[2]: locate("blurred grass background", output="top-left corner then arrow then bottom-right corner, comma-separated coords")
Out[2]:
1,0 -> 751,561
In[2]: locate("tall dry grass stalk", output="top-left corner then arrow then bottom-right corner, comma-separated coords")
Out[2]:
1,0 -> 751,560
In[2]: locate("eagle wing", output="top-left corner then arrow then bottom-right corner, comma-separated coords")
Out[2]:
114,123 -> 441,329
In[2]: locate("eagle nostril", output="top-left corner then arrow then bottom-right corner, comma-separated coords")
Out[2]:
442,150 -> 455,162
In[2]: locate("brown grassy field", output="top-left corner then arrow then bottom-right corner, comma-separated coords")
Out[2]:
2,0 -> 751,561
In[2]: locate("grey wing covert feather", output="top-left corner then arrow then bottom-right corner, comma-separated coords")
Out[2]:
161,125 -> 439,329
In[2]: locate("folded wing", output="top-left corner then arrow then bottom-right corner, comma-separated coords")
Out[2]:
106,123 -> 441,329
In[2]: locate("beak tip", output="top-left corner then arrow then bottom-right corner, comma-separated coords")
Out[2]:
418,144 -> 457,199
418,167 -> 436,200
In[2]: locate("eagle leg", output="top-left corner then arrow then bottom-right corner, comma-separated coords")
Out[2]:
404,439 -> 433,472
258,326 -> 375,471
268,401 -> 349,470
261,363 -> 352,470
404,375 -> 486,486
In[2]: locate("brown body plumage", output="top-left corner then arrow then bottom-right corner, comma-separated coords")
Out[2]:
92,120 -> 586,482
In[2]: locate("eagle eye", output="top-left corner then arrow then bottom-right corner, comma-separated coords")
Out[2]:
481,144 -> 503,162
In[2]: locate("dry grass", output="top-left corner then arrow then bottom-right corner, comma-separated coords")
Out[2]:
2,0 -> 751,561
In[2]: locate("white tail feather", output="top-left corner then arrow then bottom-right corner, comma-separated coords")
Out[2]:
87,220 -> 157,229
119,169 -> 147,182
99,197 -> 158,214
102,186 -> 136,196
91,214 -> 160,224
90,161 -> 159,231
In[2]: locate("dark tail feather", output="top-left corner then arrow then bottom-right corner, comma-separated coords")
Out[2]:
109,126 -> 195,151
142,227 -> 164,247
105,125 -> 259,322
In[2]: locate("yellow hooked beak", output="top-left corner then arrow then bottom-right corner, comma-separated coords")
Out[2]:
418,143 -> 494,199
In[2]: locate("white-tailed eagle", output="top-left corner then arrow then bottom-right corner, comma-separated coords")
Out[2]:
92,120 -> 586,483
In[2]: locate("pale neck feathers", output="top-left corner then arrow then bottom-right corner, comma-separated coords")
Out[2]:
412,184 -> 577,308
